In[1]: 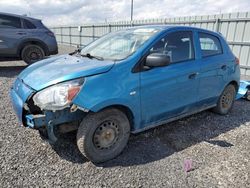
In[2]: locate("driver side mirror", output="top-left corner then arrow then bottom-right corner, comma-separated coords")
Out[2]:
145,53 -> 171,68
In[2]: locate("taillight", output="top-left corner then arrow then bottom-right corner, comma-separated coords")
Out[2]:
235,57 -> 240,65
46,31 -> 55,37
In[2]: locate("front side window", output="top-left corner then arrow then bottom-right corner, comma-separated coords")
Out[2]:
149,31 -> 194,63
199,33 -> 222,57
0,15 -> 21,29
81,28 -> 160,60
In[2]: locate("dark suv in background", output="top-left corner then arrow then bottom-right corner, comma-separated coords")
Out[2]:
0,12 -> 58,64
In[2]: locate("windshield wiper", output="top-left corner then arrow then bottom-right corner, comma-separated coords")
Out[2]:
81,53 -> 104,61
69,48 -> 81,55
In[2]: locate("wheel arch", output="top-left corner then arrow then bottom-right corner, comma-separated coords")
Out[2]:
96,104 -> 135,130
228,80 -> 239,91
18,39 -> 49,57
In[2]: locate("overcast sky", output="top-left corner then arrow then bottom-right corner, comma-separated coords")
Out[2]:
0,0 -> 249,26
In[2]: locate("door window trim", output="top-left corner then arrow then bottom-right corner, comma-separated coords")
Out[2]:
198,32 -> 223,58
132,30 -> 196,73
22,19 -> 37,29
0,15 -> 22,29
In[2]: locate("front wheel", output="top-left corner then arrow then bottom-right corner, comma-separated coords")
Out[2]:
213,84 -> 236,115
77,108 -> 130,163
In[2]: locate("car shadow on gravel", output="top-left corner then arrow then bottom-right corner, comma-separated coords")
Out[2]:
0,64 -> 26,77
50,100 -> 250,167
0,57 -> 22,61
51,132 -> 88,164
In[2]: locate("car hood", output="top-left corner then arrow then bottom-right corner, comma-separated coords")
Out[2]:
18,54 -> 115,91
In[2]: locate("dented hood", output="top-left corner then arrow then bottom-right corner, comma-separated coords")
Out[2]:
18,54 -> 114,91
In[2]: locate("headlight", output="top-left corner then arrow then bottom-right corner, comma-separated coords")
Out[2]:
33,78 -> 84,111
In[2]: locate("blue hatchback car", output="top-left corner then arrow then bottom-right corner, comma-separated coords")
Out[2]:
10,25 -> 240,163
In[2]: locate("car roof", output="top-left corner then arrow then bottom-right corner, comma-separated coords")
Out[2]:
129,25 -> 221,36
0,12 -> 40,22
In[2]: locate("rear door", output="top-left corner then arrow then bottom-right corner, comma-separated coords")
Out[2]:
0,15 -> 26,55
140,31 -> 200,126
22,18 -> 41,38
196,32 -> 228,106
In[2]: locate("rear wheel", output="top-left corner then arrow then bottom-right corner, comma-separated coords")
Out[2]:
21,44 -> 45,64
77,108 -> 130,163
213,84 -> 236,115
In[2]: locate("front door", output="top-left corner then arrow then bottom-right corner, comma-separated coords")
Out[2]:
140,31 -> 200,127
0,14 -> 25,55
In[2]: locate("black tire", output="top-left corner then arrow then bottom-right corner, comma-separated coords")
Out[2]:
38,128 -> 49,140
77,108 -> 130,163
213,84 -> 236,115
246,88 -> 250,101
21,44 -> 45,64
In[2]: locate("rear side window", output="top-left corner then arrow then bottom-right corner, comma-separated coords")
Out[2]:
23,19 -> 36,29
199,33 -> 222,57
0,15 -> 21,29
150,31 -> 194,63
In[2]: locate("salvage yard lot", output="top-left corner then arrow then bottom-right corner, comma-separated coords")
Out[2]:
0,45 -> 249,187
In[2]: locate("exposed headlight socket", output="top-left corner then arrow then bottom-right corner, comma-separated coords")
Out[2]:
70,104 -> 89,113
70,104 -> 78,113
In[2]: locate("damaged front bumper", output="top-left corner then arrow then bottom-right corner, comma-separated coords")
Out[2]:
25,108 -> 86,129
24,109 -> 86,143
10,78 -> 34,124
10,78 -> 87,143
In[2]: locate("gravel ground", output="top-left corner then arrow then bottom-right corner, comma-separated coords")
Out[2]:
0,45 -> 250,187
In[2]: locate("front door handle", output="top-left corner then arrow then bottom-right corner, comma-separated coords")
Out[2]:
189,72 -> 198,79
221,65 -> 227,70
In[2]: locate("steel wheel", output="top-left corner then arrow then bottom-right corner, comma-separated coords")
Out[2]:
77,108 -> 130,163
213,84 -> 236,115
93,120 -> 119,150
221,88 -> 234,109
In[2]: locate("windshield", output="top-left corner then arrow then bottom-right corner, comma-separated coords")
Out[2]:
81,28 -> 160,60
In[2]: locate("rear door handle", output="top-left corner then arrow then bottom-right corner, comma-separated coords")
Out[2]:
16,32 -> 26,35
221,65 -> 227,70
188,72 -> 199,79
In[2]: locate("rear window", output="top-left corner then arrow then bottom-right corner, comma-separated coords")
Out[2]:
0,15 -> 21,29
199,32 -> 222,57
23,19 -> 36,29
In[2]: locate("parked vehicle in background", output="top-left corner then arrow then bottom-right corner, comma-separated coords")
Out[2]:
10,25 -> 240,163
0,12 -> 58,64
